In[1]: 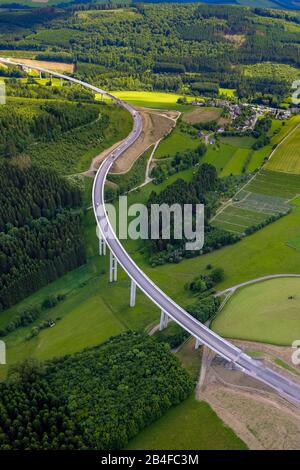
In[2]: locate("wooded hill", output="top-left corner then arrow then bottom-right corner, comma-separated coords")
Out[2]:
1,4 -> 299,103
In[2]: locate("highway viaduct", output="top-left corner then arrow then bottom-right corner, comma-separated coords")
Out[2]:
2,58 -> 300,407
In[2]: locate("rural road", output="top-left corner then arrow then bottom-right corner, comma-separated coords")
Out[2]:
2,58 -> 300,406
215,274 -> 300,297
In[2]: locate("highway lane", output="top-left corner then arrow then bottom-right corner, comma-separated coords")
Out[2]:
2,58 -> 300,406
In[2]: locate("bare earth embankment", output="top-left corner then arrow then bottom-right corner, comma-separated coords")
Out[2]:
8,58 -> 75,73
88,107 -> 178,175
198,341 -> 300,450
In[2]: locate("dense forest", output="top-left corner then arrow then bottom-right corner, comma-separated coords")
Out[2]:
0,4 -> 300,102
0,332 -> 194,450
0,163 -> 85,310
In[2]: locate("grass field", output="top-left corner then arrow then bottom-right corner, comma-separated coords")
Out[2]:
287,235 -> 300,251
221,148 -> 251,176
212,278 -> 300,345
154,128 -> 199,158
106,91 -> 195,111
220,136 -> 255,149
202,137 -> 254,176
219,88 -> 236,98
126,395 -> 247,450
266,123 -> 300,174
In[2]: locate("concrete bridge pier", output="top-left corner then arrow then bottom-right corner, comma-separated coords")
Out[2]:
159,310 -> 169,331
60,77 -> 63,86
109,250 -> 118,282
99,237 -> 106,256
195,338 -> 203,350
130,279 -> 136,307
39,70 -> 42,79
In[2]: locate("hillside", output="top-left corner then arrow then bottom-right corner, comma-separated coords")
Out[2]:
1,0 -> 300,10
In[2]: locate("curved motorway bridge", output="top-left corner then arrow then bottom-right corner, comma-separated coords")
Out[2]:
2,58 -> 300,406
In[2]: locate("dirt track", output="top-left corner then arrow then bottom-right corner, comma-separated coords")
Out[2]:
88,107 -> 179,175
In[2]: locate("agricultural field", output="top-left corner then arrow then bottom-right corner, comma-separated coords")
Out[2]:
213,115 -> 300,234
266,123 -> 300,174
212,278 -> 300,345
212,206 -> 271,234
220,148 -> 251,177
246,119 -> 297,172
234,190 -> 290,214
126,396 -> 247,450
212,171 -> 294,234
182,106 -> 222,125
246,170 -> 300,199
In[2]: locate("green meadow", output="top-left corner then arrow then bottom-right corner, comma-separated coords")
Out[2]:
126,395 -> 247,450
101,90 -> 195,111
155,128 -> 200,159
212,278 -> 300,345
